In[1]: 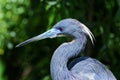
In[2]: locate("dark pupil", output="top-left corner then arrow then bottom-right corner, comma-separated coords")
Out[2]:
58,27 -> 63,31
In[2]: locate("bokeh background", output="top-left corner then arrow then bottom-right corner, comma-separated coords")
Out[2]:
0,0 -> 120,80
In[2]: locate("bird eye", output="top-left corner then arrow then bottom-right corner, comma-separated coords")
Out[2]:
57,27 -> 63,31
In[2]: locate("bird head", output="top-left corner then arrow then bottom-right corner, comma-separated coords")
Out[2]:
16,18 -> 94,47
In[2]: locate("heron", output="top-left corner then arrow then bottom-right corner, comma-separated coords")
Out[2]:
16,18 -> 116,80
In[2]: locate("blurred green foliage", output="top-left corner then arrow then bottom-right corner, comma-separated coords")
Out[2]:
0,60 -> 5,80
0,0 -> 120,80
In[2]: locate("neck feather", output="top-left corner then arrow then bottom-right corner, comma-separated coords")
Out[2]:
50,34 -> 87,80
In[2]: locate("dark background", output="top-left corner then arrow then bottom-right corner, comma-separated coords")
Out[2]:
0,0 -> 120,80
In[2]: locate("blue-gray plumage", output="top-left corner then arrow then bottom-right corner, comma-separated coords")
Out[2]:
16,18 -> 116,80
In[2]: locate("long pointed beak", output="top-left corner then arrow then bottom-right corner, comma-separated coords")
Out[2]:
16,28 -> 61,47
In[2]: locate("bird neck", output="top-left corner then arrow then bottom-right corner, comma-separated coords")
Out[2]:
50,35 -> 87,80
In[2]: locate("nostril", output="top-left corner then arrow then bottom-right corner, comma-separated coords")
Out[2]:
58,27 -> 63,31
